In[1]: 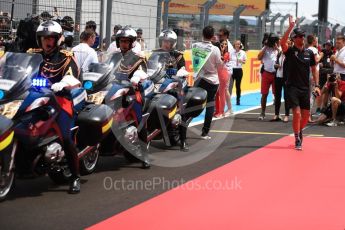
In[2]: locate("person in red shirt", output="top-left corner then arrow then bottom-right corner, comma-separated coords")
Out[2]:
325,76 -> 345,126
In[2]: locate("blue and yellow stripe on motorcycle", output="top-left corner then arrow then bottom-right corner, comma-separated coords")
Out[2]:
168,106 -> 177,119
102,118 -> 113,134
0,131 -> 14,151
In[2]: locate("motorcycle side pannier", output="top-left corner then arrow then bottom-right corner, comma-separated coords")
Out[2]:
147,94 -> 177,129
184,87 -> 207,118
76,104 -> 113,146
0,116 -> 15,172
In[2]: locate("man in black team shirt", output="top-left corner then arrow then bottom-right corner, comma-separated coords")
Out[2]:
280,16 -> 320,150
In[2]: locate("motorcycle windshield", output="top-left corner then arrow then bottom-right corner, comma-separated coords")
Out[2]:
147,51 -> 171,83
103,52 -> 123,70
84,55 -> 117,93
84,63 -> 113,82
147,52 -> 168,73
0,52 -> 42,100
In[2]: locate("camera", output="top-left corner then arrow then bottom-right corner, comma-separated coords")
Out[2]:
328,73 -> 337,83
312,90 -> 320,97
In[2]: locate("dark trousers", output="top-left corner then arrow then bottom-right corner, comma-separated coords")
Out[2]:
230,68 -> 243,100
57,109 -> 79,178
197,78 -> 219,135
274,77 -> 290,116
179,115 -> 187,142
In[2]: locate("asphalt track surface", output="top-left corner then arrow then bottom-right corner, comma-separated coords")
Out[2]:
0,105 -> 344,230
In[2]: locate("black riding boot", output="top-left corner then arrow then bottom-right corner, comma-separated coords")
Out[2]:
179,116 -> 189,152
138,128 -> 150,169
64,140 -> 80,194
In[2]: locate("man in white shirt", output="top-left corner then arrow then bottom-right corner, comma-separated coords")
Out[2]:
136,28 -> 146,51
71,29 -> 98,72
193,26 -> 223,139
306,35 -> 322,120
257,33 -> 279,120
217,27 -> 235,53
331,35 -> 345,81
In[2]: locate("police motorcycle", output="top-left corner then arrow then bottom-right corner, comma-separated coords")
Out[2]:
146,51 -> 207,145
80,52 -> 149,167
0,52 -> 113,200
83,51 -> 180,165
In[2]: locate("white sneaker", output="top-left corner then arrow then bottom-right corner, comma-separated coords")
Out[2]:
326,120 -> 338,127
201,134 -> 211,140
258,114 -> 265,120
224,109 -> 233,116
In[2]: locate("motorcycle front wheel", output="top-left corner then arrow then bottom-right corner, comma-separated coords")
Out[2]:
0,168 -> 15,201
80,148 -> 100,175
0,141 -> 17,201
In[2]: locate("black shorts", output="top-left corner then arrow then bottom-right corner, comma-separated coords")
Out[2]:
286,86 -> 310,110
324,102 -> 345,118
319,68 -> 333,88
319,72 -> 328,88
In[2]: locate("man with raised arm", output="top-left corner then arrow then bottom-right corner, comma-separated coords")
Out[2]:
280,16 -> 320,150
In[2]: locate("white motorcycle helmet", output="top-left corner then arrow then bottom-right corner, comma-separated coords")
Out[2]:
115,26 -> 137,48
159,29 -> 177,49
36,20 -> 63,47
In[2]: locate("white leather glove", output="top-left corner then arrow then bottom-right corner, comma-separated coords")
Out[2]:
131,69 -> 148,85
130,75 -> 141,85
51,82 -> 68,92
176,67 -> 189,77
51,75 -> 81,92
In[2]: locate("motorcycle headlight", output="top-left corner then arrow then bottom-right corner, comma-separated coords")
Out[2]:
0,100 -> 23,119
86,91 -> 107,105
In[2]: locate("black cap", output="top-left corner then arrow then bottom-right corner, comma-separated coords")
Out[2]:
290,28 -> 305,38
113,24 -> 122,31
136,28 -> 143,33
40,11 -> 53,19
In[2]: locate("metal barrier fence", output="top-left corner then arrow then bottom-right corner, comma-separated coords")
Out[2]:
0,0 -> 101,44
1,1 -> 344,51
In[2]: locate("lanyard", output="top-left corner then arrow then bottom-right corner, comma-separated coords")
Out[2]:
236,51 -> 241,66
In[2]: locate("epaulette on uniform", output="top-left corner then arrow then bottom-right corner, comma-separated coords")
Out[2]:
27,48 -> 43,53
135,52 -> 146,59
174,50 -> 184,63
60,49 -> 74,57
134,52 -> 147,62
176,50 -> 184,55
